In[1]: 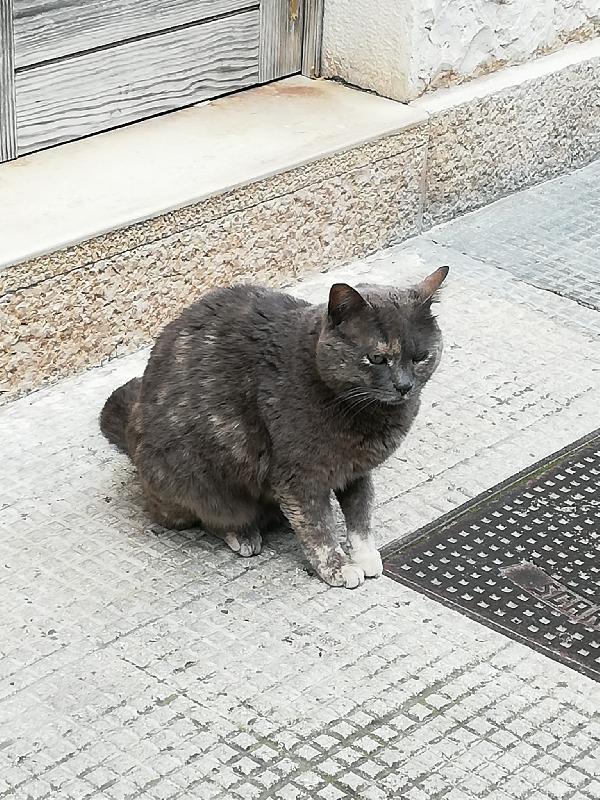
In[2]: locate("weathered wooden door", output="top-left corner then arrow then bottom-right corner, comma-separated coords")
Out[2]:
0,0 -> 323,162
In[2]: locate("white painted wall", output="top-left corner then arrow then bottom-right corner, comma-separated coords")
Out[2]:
321,0 -> 600,101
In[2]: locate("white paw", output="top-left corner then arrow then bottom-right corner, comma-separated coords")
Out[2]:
340,564 -> 365,589
351,547 -> 383,578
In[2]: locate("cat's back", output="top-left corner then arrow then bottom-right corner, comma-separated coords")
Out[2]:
142,284 -> 308,399
166,283 -> 305,351
186,284 -> 305,334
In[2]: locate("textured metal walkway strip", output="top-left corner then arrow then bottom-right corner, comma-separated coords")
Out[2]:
383,429 -> 600,681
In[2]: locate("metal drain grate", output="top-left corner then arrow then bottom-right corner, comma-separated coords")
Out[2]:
383,430 -> 600,681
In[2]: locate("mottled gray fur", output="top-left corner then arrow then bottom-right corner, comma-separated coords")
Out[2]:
100,268 -> 448,588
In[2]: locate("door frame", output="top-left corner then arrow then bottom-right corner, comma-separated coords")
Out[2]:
0,0 -> 16,161
301,0 -> 324,79
258,0 -> 323,83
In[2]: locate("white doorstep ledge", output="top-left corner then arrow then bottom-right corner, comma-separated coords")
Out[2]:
0,76 -> 425,271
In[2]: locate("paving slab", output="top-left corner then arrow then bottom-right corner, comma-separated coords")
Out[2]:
429,158 -> 600,311
1,162 -> 600,799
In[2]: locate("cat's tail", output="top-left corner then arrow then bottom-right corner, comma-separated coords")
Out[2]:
99,377 -> 141,455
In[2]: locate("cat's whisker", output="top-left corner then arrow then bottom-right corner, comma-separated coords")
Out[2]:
346,398 -> 380,425
321,388 -> 370,413
335,392 -> 379,424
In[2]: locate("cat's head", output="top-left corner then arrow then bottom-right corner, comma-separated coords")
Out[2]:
315,267 -> 448,406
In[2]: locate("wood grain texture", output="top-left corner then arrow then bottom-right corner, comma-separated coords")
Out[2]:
259,0 -> 303,82
0,0 -> 17,162
16,11 -> 260,154
302,0 -> 323,78
13,0 -> 256,68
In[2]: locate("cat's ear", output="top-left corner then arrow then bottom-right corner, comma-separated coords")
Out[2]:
415,266 -> 449,305
328,283 -> 368,326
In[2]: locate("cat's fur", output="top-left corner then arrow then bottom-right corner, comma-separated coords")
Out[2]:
100,268 -> 448,588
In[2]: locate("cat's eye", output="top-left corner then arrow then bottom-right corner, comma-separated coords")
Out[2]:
413,351 -> 429,363
367,353 -> 386,365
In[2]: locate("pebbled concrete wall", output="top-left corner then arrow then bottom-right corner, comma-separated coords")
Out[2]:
321,0 -> 600,100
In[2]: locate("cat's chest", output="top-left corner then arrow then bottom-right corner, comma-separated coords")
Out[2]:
316,425 -> 404,487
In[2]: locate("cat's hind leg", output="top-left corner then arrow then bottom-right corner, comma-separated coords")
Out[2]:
194,494 -> 265,557
144,486 -> 262,557
220,525 -> 263,557
141,479 -> 199,530
217,501 -> 287,557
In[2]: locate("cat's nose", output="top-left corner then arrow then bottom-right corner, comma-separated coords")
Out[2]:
394,378 -> 414,396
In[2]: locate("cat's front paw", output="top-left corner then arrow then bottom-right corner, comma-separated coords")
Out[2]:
351,547 -> 383,578
321,563 -> 365,589
341,563 -> 366,588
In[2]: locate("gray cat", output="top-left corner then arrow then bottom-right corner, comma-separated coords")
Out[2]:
100,267 -> 448,588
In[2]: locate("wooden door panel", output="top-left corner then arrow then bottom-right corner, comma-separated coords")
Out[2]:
13,0 -> 255,68
16,10 -> 260,153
